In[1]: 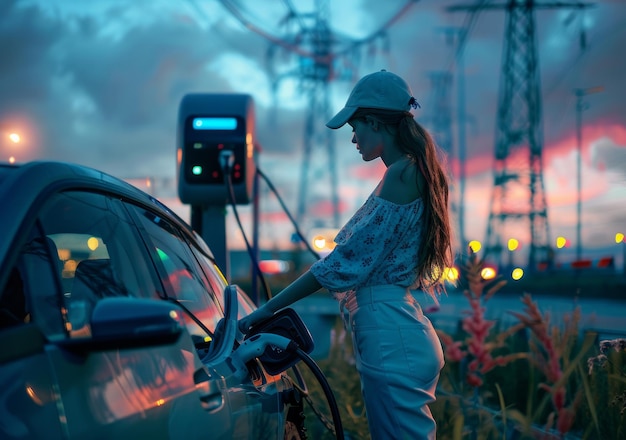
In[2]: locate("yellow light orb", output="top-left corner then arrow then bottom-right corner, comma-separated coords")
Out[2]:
480,267 -> 496,280
87,237 -> 99,251
468,240 -> 482,253
443,267 -> 459,282
312,235 -> 326,250
616,233 -> 625,244
57,248 -> 71,261
556,236 -> 567,249
9,133 -> 20,143
508,238 -> 519,251
511,268 -> 524,280
63,259 -> 78,277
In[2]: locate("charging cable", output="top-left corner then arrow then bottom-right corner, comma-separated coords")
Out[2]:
219,150 -> 272,301
220,153 -> 343,439
256,168 -> 321,261
218,156 -> 324,305
229,333 -> 344,440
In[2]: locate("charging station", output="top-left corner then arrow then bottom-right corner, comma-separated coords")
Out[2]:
176,94 -> 345,439
177,93 -> 257,277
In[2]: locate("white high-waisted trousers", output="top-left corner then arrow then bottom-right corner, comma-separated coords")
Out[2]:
343,285 -> 445,440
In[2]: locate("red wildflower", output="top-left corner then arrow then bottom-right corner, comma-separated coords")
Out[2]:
510,293 -> 582,436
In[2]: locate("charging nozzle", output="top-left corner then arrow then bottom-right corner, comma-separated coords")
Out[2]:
229,333 -> 295,379
219,149 -> 235,175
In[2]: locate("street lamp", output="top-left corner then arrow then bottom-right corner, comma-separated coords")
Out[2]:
574,86 -> 603,263
3,130 -> 22,163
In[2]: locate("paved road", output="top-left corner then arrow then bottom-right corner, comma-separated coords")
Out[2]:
293,290 -> 626,359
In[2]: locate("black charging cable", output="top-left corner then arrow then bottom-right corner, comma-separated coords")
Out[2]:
256,168 -> 321,261
219,150 -> 273,301
293,347 -> 344,440
222,155 -> 343,439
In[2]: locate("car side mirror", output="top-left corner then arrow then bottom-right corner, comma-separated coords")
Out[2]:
58,297 -> 185,352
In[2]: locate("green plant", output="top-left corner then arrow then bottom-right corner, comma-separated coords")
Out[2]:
433,252 -> 623,440
583,337 -> 626,439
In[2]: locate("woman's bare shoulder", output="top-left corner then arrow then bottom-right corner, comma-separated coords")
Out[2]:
376,160 -> 424,204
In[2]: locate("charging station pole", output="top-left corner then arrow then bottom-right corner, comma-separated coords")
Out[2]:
177,94 -> 257,283
190,204 -> 229,278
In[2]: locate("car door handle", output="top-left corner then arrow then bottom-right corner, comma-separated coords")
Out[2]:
245,390 -> 264,399
194,368 -> 224,413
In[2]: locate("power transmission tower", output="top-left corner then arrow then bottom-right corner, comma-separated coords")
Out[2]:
218,0 -> 420,243
448,0 -> 593,271
268,0 -> 340,232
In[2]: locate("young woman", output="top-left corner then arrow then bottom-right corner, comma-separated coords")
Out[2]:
239,70 -> 453,439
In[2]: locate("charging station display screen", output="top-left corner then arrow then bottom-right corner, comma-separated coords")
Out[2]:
192,117 -> 238,131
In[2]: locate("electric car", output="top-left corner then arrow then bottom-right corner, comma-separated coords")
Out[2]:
0,161 -> 308,439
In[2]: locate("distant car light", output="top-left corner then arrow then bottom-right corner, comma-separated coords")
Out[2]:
258,260 -> 291,275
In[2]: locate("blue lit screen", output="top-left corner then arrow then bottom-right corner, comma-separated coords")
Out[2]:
192,117 -> 237,130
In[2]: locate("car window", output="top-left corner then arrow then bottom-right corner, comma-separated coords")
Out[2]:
188,245 -> 229,310
128,205 -> 223,340
36,191 -> 160,338
1,226 -> 65,336
186,236 -> 255,320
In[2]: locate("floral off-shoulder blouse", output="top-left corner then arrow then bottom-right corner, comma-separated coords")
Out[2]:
310,193 -> 424,301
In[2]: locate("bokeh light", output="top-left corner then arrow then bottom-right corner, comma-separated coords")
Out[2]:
443,266 -> 459,283
511,267 -> 524,280
87,237 -> 99,251
312,235 -> 326,250
480,267 -> 496,280
469,240 -> 482,253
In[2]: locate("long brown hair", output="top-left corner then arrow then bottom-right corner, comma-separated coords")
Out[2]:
351,107 -> 454,297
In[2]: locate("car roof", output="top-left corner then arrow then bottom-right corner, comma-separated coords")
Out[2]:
0,161 -> 210,270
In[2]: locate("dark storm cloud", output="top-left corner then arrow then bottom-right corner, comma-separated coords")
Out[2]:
1,0 -> 280,176
0,1 -> 66,109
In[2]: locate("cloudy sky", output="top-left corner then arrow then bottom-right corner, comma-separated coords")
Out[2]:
2,0 -> 625,265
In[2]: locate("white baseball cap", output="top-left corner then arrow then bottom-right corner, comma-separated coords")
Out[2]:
326,69 -> 419,129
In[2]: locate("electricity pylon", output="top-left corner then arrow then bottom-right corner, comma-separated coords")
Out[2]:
448,0 -> 594,270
